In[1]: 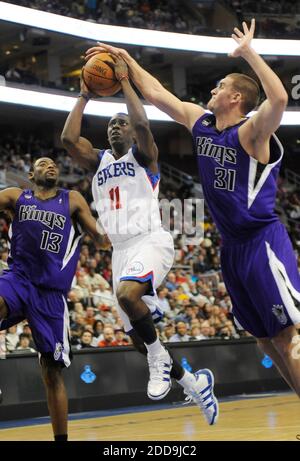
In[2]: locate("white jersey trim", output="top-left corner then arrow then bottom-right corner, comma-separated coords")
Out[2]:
61,223 -> 82,271
266,241 -> 300,325
7,225 -> 12,254
247,133 -> 284,209
62,294 -> 71,368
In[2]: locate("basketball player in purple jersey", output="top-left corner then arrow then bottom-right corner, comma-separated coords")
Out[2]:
61,56 -> 219,425
0,157 -> 109,440
86,19 -> 300,397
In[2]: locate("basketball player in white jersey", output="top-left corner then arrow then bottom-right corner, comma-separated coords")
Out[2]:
61,56 -> 218,425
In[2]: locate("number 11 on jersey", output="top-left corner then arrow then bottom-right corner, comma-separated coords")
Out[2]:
109,186 -> 122,210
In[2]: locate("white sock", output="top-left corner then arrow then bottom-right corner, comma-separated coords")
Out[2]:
177,370 -> 196,390
145,337 -> 165,355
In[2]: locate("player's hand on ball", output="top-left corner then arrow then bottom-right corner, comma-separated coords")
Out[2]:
104,55 -> 129,82
85,42 -> 130,63
80,71 -> 97,99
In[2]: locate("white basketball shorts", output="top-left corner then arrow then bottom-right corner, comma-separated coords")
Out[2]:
112,231 -> 174,332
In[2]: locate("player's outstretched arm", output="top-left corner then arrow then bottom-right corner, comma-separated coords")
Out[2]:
85,43 -> 204,131
69,190 -> 111,250
0,187 -> 22,211
232,19 -> 288,163
61,78 -> 99,171
109,55 -> 158,171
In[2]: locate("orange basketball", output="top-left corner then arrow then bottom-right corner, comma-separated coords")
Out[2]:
82,52 -> 121,97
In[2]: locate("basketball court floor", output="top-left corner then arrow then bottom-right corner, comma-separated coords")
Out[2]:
0,392 -> 298,441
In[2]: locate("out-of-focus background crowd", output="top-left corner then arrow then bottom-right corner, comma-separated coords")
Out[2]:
0,0 -> 300,354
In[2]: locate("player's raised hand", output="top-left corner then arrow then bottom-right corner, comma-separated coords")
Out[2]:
79,70 -> 97,99
229,18 -> 255,58
103,54 -> 129,82
85,42 -> 130,62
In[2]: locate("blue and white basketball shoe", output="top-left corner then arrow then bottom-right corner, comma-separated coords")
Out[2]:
184,368 -> 219,425
147,348 -> 173,400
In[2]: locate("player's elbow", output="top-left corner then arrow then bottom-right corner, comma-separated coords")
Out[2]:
132,120 -> 151,139
61,134 -> 75,150
133,119 -> 150,132
276,90 -> 288,108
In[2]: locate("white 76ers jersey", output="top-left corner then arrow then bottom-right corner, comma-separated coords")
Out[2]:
92,146 -> 163,246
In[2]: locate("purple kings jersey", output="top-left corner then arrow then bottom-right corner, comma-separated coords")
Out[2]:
7,189 -> 82,292
192,113 -> 283,243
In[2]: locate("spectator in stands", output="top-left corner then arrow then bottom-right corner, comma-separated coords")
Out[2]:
92,281 -> 114,307
193,253 -> 209,274
70,301 -> 85,323
16,333 -> 36,353
156,287 -> 171,314
114,328 -> 130,346
165,272 -> 178,291
189,325 -> 202,341
169,321 -> 191,342
217,326 -> 232,340
70,312 -> 86,330
0,249 -> 8,274
98,325 -> 118,347
22,323 -> 36,349
75,329 -> 95,349
96,304 -> 114,324
67,290 -> 81,311
5,325 -> 19,352
84,306 -> 96,327
159,322 -> 174,342
70,325 -> 84,346
176,304 -> 198,324
198,322 -> 211,340
84,266 -> 109,289
91,319 -> 104,346
73,274 -> 91,306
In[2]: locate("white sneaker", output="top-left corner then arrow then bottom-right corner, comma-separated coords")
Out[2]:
184,368 -> 219,425
147,349 -> 172,400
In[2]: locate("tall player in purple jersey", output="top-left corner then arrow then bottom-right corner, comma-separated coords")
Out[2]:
86,19 -> 300,397
0,157 -> 109,440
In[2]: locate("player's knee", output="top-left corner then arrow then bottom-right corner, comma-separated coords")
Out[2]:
273,326 -> 296,342
116,285 -> 139,309
0,297 -> 8,320
41,358 -> 62,388
275,342 -> 293,360
272,329 -> 296,356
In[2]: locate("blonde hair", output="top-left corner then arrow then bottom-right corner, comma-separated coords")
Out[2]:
227,73 -> 260,114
